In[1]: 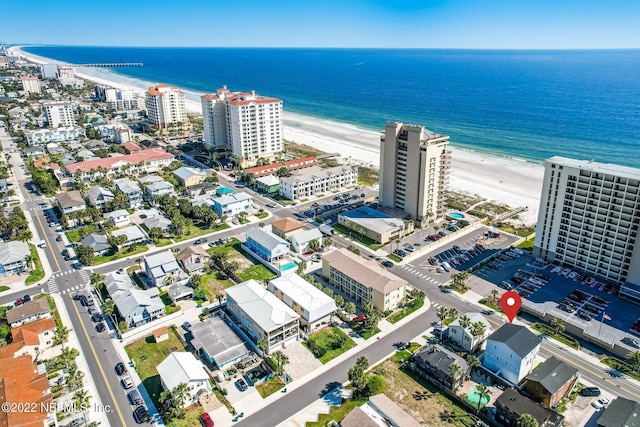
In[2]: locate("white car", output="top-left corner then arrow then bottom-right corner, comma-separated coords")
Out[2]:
592,398 -> 610,410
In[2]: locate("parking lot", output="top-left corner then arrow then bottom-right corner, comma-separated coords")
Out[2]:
297,186 -> 378,225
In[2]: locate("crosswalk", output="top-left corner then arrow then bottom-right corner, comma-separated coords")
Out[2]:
400,264 -> 443,287
47,270 -> 90,294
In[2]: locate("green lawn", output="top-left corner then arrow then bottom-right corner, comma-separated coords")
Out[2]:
302,326 -> 356,364
65,225 -> 97,243
236,263 -> 276,282
256,376 -> 285,398
333,224 -> 383,251
173,223 -> 231,242
0,286 -> 9,293
532,323 -> 580,350
358,326 -> 381,340
25,244 -> 45,285
153,238 -> 172,247
201,271 -> 234,300
125,328 -> 186,407
93,245 -> 149,265
306,397 -> 368,427
387,254 -> 402,263
516,239 -> 535,250
256,211 -> 269,219
602,356 -> 640,382
387,299 -> 424,324
207,239 -> 276,283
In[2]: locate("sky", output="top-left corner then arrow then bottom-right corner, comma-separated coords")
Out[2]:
4,0 -> 640,49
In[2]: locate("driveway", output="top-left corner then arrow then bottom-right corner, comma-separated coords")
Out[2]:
280,340 -> 322,380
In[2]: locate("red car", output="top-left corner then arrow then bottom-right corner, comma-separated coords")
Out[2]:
427,234 -> 438,241
200,413 -> 214,427
353,315 -> 367,323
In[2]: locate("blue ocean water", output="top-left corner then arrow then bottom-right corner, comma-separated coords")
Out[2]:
22,46 -> 640,167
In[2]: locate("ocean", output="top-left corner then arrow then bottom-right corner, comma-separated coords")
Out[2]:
22,46 -> 640,167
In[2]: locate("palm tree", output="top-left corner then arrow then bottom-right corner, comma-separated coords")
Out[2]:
257,338 -> 269,356
436,306 -> 448,340
470,321 -> 487,348
517,413 -> 539,427
53,326 -> 70,348
172,382 -> 190,410
272,350 -> 289,376
60,346 -> 79,370
490,289 -> 500,305
627,351 -> 640,373
447,363 -> 462,390
215,293 -> 224,308
466,354 -> 480,370
474,384 -> 490,412
72,388 -> 91,423
447,307 -> 459,321
551,318 -> 565,336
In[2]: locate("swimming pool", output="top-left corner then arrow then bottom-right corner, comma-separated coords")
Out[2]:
448,212 -> 465,219
467,386 -> 490,406
280,261 -> 298,271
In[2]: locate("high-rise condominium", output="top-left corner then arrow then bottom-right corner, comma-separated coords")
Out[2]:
201,86 -> 283,163
379,122 -> 451,227
534,157 -> 640,302
145,84 -> 186,128
21,76 -> 41,93
42,101 -> 75,128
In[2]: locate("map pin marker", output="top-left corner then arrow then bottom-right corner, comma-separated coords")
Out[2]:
500,291 -> 522,324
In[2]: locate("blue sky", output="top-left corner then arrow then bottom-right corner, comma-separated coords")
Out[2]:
4,0 -> 640,48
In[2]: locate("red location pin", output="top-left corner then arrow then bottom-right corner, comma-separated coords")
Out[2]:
500,291 -> 522,323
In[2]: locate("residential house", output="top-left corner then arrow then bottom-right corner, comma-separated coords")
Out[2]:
522,356 -> 579,408
143,214 -> 172,234
76,149 -> 97,161
176,246 -> 210,273
271,217 -> 305,240
107,209 -> 130,227
138,175 -> 165,185
24,126 -> 85,145
0,355 -> 55,427
226,279 -> 300,353
279,165 -> 358,200
173,166 -> 206,187
495,388 -> 565,427
597,397 -> 640,427
65,148 -> 175,181
342,395 -> 421,427
212,192 -> 252,218
80,232 -> 110,256
413,344 -> 470,391
448,312 -> 491,352
190,316 -> 251,369
166,283 -> 193,303
144,250 -> 189,287
322,248 -> 409,312
55,190 -> 86,215
255,175 -> 280,194
0,241 -> 31,276
5,298 -> 51,327
483,324 -> 542,385
245,227 -> 290,263
115,179 -> 144,209
145,180 -> 175,203
157,352 -> 211,407
122,142 -> 142,153
338,206 -> 413,244
105,270 -> 165,327
268,274 -> 337,332
340,407 -> 379,427
111,225 -> 146,247
7,318 -> 57,360
290,228 -> 323,255
85,186 -> 114,210
186,182 -> 218,198
24,146 -> 46,158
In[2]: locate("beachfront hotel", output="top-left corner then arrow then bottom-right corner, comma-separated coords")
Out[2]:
379,122 -> 451,227
201,86 -> 283,164
533,157 -> 640,303
42,100 -> 75,128
145,84 -> 187,128
95,84 -> 143,111
20,76 -> 41,93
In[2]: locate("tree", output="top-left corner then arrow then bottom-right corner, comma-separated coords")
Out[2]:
190,273 -> 202,288
344,302 -> 356,316
322,236 -> 333,248
76,245 -> 94,266
72,388 -> 91,419
215,293 -> 224,307
447,363 -> 463,391
474,384 -> 490,411
102,299 -> 115,316
148,227 -> 163,240
257,338 -> 269,356
627,351 -> 640,373
308,239 -> 321,252
367,375 -> 387,395
276,166 -> 290,177
53,326 -> 70,348
334,295 -> 344,308
517,413 -> 539,427
90,272 -> 104,286
447,307 -> 459,321
490,289 -> 500,305
459,314 -> 472,331
466,354 -> 480,370
551,318 -> 565,336
171,382 -> 190,411
436,306 -> 448,340
347,244 -> 360,255
60,346 -> 79,370
272,350 -> 289,375
296,261 -> 307,276
470,321 -> 487,343
348,356 -> 369,395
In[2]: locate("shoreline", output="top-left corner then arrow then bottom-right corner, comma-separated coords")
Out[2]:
11,46 -> 544,225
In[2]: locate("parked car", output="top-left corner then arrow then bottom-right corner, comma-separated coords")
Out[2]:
91,313 -> 103,322
115,362 -> 127,376
353,315 -> 367,323
577,311 -> 592,321
381,260 -> 394,268
592,398 -> 610,410
23,294 -> 31,303
428,257 -> 438,265
200,412 -> 215,427
133,405 -> 150,424
405,245 -> 415,252
15,297 -> 24,306
96,323 -> 106,333
121,376 -> 134,389
438,231 -> 447,237
235,378 -> 248,391
56,236 -> 62,242
487,263 -> 500,270
183,321 -> 192,332
580,387 -> 601,397
66,417 -> 85,427
427,234 -> 438,241
128,389 -> 144,405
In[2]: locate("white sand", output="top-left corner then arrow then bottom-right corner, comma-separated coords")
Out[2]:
12,46 -> 543,225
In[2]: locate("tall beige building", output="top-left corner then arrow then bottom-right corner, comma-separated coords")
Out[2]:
534,157 -> 640,303
21,76 -> 41,93
379,122 -> 451,227
201,86 -> 283,164
145,84 -> 186,128
42,101 -> 75,128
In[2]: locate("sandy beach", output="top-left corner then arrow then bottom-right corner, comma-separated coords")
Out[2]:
12,47 -> 543,225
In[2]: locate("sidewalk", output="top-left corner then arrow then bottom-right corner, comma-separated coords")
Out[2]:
211,297 -> 432,427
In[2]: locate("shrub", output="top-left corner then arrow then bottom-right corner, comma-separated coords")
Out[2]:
367,375 -> 387,395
